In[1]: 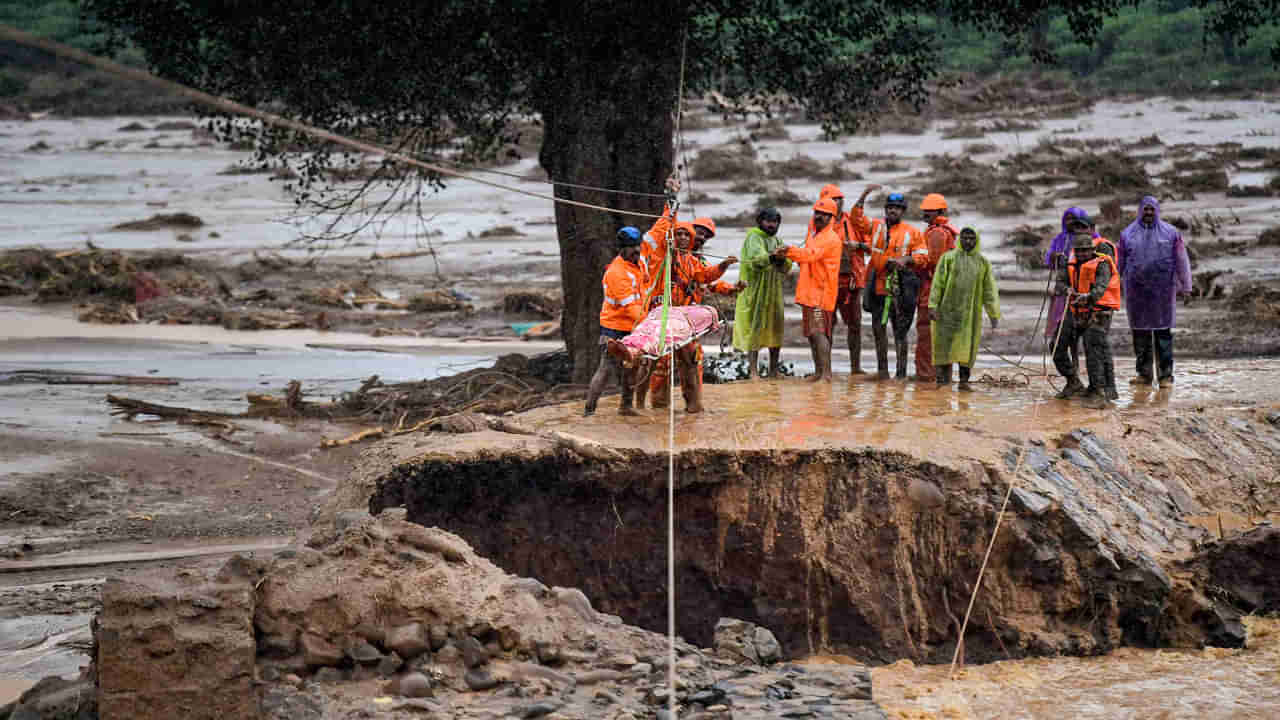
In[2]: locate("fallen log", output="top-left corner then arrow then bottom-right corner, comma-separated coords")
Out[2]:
4,370 -> 179,386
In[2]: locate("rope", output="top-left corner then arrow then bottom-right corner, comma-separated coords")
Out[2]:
435,159 -> 668,198
949,400 -> 1037,679
0,24 -> 664,220
666,28 -> 690,719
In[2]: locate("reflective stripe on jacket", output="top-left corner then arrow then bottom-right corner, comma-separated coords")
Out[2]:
600,255 -> 650,332
849,207 -> 926,295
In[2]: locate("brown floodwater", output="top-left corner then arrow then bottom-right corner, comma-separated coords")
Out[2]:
847,617 -> 1280,720
522,357 -> 1279,463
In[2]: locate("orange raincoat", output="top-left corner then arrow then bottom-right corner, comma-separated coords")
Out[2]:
599,255 -> 651,332
786,222 -> 842,311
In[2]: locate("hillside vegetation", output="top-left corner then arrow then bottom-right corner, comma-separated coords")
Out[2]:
1,0 -> 1277,116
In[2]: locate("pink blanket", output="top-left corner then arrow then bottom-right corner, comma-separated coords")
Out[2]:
622,305 -> 721,357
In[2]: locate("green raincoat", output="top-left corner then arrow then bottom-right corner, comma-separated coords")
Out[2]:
733,226 -> 792,351
928,231 -> 1001,367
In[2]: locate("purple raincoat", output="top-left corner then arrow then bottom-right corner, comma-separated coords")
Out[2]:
1117,196 -> 1192,330
1044,207 -> 1096,338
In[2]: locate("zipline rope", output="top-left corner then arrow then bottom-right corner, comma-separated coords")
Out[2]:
0,24 -> 665,220
434,159 -> 668,198
665,24 -> 691,719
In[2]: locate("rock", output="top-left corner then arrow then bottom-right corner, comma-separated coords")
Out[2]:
691,687 -> 727,705
301,633 -> 343,668
552,586 -> 596,622
260,630 -> 298,657
517,700 -> 563,718
398,672 -> 433,698
7,678 -> 96,720
534,640 -> 561,664
334,509 -> 372,531
906,478 -> 945,509
464,667 -> 500,691
348,641 -> 383,665
396,524 -> 469,562
315,667 -> 347,683
460,635 -> 489,668
609,653 -> 638,669
377,652 -> 404,677
753,626 -> 782,664
713,618 -> 760,664
630,662 -> 653,676
434,643 -> 461,664
576,669 -> 625,685
429,624 -> 449,651
385,622 -> 431,659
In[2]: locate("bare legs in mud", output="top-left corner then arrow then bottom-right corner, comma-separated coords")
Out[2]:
806,332 -> 833,382
584,340 -> 638,417
746,348 -> 782,381
625,341 -> 704,414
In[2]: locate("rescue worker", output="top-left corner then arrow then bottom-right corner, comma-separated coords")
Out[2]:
1044,208 -> 1095,373
1117,196 -> 1192,388
850,190 -> 928,380
1054,232 -> 1121,409
733,207 -> 791,379
916,193 -> 959,382
772,198 -> 843,382
640,176 -> 682,276
691,217 -> 717,259
584,226 -> 650,416
638,222 -> 739,408
816,184 -> 875,375
928,227 -> 1000,392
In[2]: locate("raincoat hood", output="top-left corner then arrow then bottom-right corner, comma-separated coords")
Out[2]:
1045,206 -> 1097,266
959,228 -> 981,253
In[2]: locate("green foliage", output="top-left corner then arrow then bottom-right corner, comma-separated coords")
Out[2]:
933,1 -> 1280,93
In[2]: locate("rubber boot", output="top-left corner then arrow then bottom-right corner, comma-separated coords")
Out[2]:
1056,376 -> 1085,399
894,340 -> 909,380
681,351 -> 704,414
873,322 -> 890,380
936,364 -> 951,386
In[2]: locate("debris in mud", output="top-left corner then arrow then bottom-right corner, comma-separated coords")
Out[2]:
117,121 -> 150,132
0,247 -> 189,303
691,141 -> 762,180
107,352 -> 583,434
153,120 -> 197,131
475,224 -> 525,238
501,290 -> 561,319
747,117 -> 790,140
1191,269 -> 1232,299
757,188 -> 808,207
111,212 -> 205,231
77,301 -> 139,324
408,290 -> 469,312
1229,284 -> 1280,327
1258,226 -> 1280,246
916,154 -> 1029,216
768,154 -> 850,181
1227,184 -> 1273,198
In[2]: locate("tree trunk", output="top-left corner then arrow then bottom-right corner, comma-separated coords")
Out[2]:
536,7 -> 680,383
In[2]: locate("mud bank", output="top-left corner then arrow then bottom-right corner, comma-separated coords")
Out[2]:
357,383 -> 1280,666
53,516 -> 885,720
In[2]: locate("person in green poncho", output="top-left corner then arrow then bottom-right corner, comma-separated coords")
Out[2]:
927,227 -> 1000,392
733,207 -> 791,379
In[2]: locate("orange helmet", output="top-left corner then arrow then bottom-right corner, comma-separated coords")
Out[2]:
691,217 -> 717,239
813,198 -> 838,215
920,193 -> 948,211
820,184 -> 844,200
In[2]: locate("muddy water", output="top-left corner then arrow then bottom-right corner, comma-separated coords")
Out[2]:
860,617 -> 1280,720
520,356 -> 1278,462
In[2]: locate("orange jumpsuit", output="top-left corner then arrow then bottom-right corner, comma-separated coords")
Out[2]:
849,207 -> 927,297
599,255 -> 650,333
786,223 -> 842,338
915,217 -> 958,380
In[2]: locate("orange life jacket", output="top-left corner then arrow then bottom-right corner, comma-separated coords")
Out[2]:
1068,254 -> 1121,312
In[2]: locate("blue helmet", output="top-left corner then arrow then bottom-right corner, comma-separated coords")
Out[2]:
616,226 -> 642,247
885,192 -> 906,208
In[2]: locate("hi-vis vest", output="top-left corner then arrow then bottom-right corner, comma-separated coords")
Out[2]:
1068,255 -> 1121,312
599,256 -> 648,332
